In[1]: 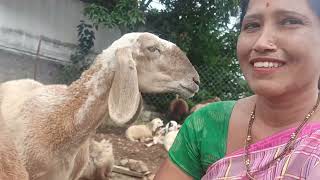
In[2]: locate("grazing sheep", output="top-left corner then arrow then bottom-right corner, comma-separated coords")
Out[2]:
190,96 -> 221,113
0,32 -> 200,180
79,139 -> 114,180
126,118 -> 164,142
167,95 -> 189,124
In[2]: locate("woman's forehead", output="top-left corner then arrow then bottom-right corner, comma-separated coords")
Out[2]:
246,0 -> 313,16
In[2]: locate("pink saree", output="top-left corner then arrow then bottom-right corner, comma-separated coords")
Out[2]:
202,123 -> 320,180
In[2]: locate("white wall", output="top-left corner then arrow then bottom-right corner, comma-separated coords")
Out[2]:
0,0 -> 121,63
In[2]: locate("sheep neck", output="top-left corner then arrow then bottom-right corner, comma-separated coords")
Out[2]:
67,56 -> 115,139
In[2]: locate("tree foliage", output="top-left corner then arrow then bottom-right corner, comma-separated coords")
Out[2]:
59,21 -> 95,84
81,0 -> 149,34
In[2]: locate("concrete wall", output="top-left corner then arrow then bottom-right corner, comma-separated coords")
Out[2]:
0,0 -> 121,64
0,49 -> 62,84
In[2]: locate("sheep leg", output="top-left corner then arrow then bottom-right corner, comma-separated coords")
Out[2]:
69,141 -> 89,180
140,137 -> 153,142
145,142 -> 155,147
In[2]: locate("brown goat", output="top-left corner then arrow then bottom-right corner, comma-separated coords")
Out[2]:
190,96 -> 221,113
167,95 -> 189,124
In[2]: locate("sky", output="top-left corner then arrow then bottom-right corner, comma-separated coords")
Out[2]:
149,0 -> 166,10
148,1 -> 238,29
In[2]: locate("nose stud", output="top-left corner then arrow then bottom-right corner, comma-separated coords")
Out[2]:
268,42 -> 274,46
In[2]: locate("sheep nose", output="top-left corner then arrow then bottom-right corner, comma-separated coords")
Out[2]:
193,77 -> 200,85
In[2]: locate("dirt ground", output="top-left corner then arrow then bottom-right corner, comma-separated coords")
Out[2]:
96,126 -> 168,178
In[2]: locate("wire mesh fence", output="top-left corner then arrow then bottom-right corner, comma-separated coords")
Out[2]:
142,64 -> 252,113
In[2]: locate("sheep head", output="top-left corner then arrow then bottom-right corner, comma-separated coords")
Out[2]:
150,118 -> 164,132
132,33 -> 200,97
106,32 -> 200,124
165,121 -> 180,133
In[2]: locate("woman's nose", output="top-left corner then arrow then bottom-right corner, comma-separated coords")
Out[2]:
252,29 -> 277,53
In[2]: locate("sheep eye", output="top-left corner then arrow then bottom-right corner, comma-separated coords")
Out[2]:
147,46 -> 160,53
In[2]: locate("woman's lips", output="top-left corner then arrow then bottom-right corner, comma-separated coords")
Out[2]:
249,57 -> 286,74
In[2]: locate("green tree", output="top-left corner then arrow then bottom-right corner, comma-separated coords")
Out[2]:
81,0 -> 150,34
59,21 -> 95,84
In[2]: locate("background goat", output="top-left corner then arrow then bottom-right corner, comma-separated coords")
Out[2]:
125,118 -> 164,142
79,139 -> 114,180
189,96 -> 221,113
167,95 -> 189,124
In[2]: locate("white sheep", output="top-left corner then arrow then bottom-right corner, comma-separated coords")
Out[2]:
125,118 -> 164,142
164,120 -> 180,133
0,32 -> 199,180
163,121 -> 181,151
79,139 -> 114,180
145,120 -> 180,148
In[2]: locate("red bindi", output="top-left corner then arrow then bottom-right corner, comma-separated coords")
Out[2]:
266,2 -> 270,7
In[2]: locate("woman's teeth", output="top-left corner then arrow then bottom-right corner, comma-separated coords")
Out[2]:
253,62 -> 283,68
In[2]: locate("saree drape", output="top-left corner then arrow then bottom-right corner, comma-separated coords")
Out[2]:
202,124 -> 320,180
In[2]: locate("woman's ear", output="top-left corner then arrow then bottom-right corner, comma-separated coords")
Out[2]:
108,47 -> 141,125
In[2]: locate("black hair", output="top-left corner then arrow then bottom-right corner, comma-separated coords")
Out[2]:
239,0 -> 249,27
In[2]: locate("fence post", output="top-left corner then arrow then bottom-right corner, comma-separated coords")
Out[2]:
34,36 -> 42,80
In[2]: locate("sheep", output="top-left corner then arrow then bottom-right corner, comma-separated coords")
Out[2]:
164,120 -> 180,133
0,32 -> 200,180
125,118 -> 164,142
144,120 -> 181,148
163,121 -> 181,151
0,110 -> 29,180
167,95 -> 189,124
190,96 -> 221,113
79,139 -> 114,180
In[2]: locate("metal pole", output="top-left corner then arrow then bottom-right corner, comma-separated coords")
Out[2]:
34,36 -> 42,80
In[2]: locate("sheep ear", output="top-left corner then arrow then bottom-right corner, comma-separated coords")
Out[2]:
108,47 -> 141,125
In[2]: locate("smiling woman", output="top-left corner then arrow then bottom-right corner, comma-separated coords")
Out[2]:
155,0 -> 320,179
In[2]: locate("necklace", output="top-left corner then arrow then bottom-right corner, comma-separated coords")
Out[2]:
244,94 -> 320,179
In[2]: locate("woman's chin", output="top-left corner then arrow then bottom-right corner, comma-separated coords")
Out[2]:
250,84 -> 286,98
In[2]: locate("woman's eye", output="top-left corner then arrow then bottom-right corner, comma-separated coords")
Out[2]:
281,18 -> 303,26
242,22 -> 260,32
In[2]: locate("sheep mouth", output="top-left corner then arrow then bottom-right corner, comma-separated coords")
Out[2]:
179,84 -> 199,98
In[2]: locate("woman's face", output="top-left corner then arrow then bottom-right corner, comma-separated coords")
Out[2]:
237,0 -> 320,97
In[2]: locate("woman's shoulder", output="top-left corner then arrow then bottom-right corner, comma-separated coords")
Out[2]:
201,100 -> 237,112
185,100 -> 237,128
168,100 -> 237,179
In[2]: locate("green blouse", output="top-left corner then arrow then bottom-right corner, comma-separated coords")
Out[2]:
168,101 -> 236,180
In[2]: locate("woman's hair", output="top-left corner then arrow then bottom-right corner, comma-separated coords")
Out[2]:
239,0 -> 249,27
239,0 -> 320,27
